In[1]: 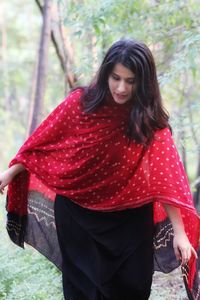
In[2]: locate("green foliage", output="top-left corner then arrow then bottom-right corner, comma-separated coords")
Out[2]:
0,201 -> 63,300
62,0 -> 200,90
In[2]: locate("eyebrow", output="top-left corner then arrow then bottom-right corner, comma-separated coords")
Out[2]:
112,72 -> 136,80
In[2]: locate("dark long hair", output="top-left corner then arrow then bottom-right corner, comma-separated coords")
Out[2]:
81,39 -> 170,145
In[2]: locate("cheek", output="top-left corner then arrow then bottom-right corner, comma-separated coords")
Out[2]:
108,79 -> 115,92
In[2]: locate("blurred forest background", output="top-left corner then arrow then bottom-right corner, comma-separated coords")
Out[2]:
0,0 -> 200,299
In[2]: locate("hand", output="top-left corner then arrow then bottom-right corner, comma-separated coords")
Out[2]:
0,169 -> 14,195
0,164 -> 25,195
173,232 -> 198,265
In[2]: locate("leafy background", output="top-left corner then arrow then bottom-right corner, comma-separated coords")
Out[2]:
0,0 -> 200,298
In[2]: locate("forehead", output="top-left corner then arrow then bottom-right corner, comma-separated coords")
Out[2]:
111,63 -> 135,78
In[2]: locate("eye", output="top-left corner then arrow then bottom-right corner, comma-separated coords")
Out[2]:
127,78 -> 137,85
111,74 -> 120,81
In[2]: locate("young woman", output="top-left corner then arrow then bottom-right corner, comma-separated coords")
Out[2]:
0,39 -> 200,300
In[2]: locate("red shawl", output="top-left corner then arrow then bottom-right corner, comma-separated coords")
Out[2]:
7,88 -> 200,298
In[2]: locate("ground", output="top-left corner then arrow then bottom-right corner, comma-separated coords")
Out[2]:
150,269 -> 188,300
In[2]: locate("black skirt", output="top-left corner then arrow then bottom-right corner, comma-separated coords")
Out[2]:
54,195 -> 154,300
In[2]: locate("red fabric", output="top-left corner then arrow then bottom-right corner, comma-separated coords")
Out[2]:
7,88 -> 200,289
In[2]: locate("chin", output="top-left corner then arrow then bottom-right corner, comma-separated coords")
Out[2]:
115,100 -> 127,105
113,97 -> 129,105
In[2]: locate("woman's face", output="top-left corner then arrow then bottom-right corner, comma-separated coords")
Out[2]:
108,63 -> 137,105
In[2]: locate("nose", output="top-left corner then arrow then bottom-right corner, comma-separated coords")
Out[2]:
117,80 -> 126,93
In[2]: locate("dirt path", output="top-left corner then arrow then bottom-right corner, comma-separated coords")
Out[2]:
150,269 -> 188,299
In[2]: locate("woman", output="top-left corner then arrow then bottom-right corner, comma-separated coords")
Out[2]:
0,39 -> 200,300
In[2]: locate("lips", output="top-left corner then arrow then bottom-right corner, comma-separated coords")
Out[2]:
115,93 -> 127,100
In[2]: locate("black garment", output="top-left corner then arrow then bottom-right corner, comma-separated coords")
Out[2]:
54,195 -> 154,300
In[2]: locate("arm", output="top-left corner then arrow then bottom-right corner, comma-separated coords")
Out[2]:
0,163 -> 25,194
163,204 -> 197,264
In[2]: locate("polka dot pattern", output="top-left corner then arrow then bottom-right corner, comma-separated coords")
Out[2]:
6,88 -> 200,298
7,89 -> 199,267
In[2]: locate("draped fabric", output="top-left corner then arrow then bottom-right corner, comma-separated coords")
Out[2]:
6,88 -> 200,299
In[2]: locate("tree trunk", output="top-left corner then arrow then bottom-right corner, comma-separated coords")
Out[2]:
27,60 -> 38,137
57,1 -> 77,92
28,0 -> 52,135
35,0 -> 77,91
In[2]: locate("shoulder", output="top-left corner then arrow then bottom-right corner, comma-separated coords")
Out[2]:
151,127 -> 174,147
63,88 -> 84,105
58,88 -> 85,114
154,127 -> 172,140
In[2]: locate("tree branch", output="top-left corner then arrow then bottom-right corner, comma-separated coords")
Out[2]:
35,0 -> 77,89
